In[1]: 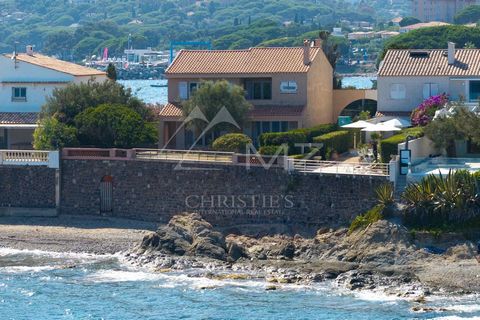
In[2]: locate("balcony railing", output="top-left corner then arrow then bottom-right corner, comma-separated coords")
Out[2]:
292,159 -> 390,177
0,150 -> 59,168
134,149 -> 234,163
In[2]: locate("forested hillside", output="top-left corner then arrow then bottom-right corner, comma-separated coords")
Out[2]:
0,0 -> 409,61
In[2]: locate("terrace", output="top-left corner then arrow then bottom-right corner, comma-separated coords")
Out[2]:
59,148 -> 393,178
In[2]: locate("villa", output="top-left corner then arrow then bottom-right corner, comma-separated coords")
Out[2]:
377,42 -> 480,116
159,40 -> 375,149
0,46 -> 107,149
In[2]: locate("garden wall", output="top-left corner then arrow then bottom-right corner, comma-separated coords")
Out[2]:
60,159 -> 388,228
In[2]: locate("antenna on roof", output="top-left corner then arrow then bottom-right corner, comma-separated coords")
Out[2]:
12,41 -> 19,69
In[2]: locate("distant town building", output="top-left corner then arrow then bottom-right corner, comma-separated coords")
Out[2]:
412,0 -> 479,23
399,21 -> 450,33
332,28 -> 344,38
0,46 -> 106,149
124,48 -> 169,65
348,31 -> 376,41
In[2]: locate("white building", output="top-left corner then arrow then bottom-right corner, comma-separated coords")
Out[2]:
377,43 -> 480,115
0,46 -> 106,149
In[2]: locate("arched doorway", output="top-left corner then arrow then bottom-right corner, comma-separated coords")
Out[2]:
340,99 -> 377,120
100,176 -> 113,214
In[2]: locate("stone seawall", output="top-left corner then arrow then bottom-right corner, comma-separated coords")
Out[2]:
60,159 -> 389,228
0,166 -> 56,209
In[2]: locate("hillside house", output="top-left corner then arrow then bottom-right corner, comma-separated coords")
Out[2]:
159,41 -> 374,149
0,46 -> 107,149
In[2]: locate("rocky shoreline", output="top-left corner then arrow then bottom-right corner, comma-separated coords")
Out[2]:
126,213 -> 480,298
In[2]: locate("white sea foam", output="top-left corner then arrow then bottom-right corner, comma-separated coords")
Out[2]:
0,247 -> 115,260
85,270 -> 165,283
433,317 -> 480,320
351,289 -> 402,302
0,266 -> 56,273
448,305 -> 480,313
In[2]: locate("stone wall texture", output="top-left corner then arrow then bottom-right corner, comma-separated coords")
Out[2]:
60,159 -> 389,228
0,166 -> 56,208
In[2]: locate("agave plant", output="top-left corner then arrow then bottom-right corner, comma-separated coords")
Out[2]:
401,170 -> 480,228
375,183 -> 394,207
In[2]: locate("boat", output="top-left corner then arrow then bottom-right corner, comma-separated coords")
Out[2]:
150,84 -> 168,88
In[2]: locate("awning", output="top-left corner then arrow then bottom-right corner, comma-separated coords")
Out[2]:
0,124 -> 38,129
248,105 -> 304,120
0,112 -> 39,126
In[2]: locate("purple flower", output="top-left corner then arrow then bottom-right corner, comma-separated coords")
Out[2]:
411,94 -> 448,126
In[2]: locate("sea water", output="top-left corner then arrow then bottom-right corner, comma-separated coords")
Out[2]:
119,80 -> 169,105
118,77 -> 376,106
0,248 -> 479,319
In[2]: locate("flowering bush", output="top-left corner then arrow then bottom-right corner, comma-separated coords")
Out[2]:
411,94 -> 449,126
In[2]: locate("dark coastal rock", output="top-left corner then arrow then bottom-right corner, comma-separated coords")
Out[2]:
141,213 -> 228,261
268,241 -> 295,260
226,241 -> 247,261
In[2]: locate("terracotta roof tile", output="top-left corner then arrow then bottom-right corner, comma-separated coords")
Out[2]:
166,47 -> 321,75
379,49 -> 480,77
248,105 -> 304,119
5,53 -> 106,77
159,103 -> 183,118
0,112 -> 38,124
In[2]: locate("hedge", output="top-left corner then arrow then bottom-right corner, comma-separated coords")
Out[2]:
259,145 -> 289,155
379,127 -> 425,163
258,123 -> 338,147
291,123 -> 338,141
212,133 -> 252,153
312,130 -> 352,159
259,131 -> 307,147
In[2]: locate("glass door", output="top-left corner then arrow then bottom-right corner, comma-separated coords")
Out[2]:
0,129 -> 7,149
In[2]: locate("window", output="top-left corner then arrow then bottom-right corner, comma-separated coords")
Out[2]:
423,83 -> 439,99
189,82 -> 199,96
253,121 -> 291,145
245,79 -> 272,100
12,87 -> 27,102
178,82 -> 200,100
469,80 -> 480,102
390,83 -> 406,100
178,82 -> 188,100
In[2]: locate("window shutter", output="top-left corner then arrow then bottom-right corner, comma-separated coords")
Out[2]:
179,82 -> 188,100
430,83 -> 439,96
423,84 -> 430,100
390,84 -> 406,100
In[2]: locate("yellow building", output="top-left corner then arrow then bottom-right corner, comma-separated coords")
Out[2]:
159,40 -> 373,149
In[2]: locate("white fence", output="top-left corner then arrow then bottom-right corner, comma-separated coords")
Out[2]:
0,150 -> 59,168
292,159 -> 390,177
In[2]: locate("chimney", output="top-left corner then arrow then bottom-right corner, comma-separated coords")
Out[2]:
26,45 -> 34,56
448,42 -> 455,65
313,38 -> 323,48
303,39 -> 311,65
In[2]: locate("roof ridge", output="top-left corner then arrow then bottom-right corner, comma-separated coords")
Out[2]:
180,46 -> 314,52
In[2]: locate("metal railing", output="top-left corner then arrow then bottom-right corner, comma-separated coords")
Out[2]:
134,149 -> 235,163
0,150 -> 59,168
292,159 -> 390,177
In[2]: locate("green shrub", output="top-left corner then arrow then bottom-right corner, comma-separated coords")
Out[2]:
259,145 -> 289,155
74,104 -> 157,148
312,130 -> 352,159
349,205 -> 384,234
379,127 -> 424,163
259,131 -> 307,147
291,123 -> 338,141
212,133 -> 252,153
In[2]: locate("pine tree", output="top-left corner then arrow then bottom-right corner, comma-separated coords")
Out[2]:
106,63 -> 117,81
